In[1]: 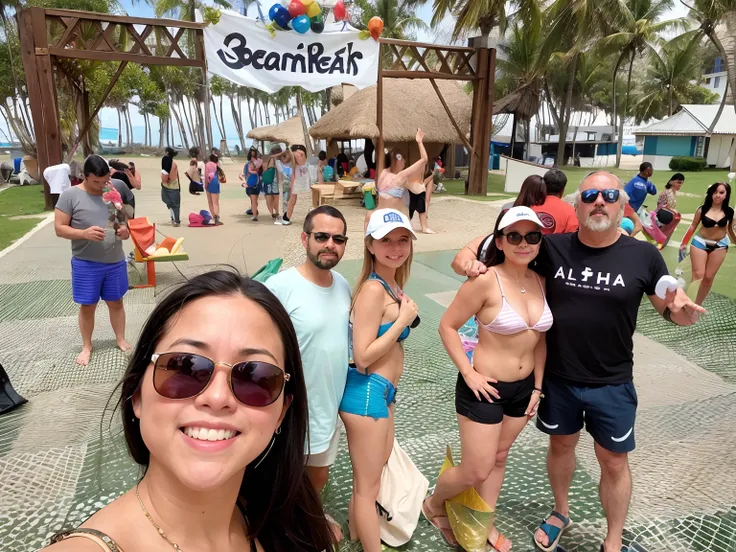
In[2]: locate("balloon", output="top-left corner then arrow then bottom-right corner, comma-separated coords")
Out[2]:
269,3 -> 282,20
292,14 -> 310,33
274,10 -> 292,29
368,16 -> 384,39
306,1 -> 321,19
310,14 -> 325,33
300,0 -> 315,4
333,0 -> 346,21
288,0 -> 306,17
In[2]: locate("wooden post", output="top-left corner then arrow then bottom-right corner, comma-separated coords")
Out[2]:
467,44 -> 495,196
197,29 -> 213,152
375,56 -> 385,179
19,8 -> 63,210
78,84 -> 93,157
467,48 -> 488,196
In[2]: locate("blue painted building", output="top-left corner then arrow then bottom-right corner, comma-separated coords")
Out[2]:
634,105 -> 736,169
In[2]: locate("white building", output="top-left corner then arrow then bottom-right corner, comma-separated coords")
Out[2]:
634,104 -> 736,170
703,57 -> 729,100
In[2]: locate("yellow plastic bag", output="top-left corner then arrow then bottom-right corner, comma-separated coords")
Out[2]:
440,446 -> 494,552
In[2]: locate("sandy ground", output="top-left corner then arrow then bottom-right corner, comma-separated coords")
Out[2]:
124,155 -> 502,271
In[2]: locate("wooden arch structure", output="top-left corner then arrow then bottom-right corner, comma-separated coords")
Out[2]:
18,7 -> 209,209
376,37 -> 496,195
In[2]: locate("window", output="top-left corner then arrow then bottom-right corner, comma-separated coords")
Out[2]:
695,136 -> 705,157
714,57 -> 724,73
714,76 -> 721,89
706,78 -> 712,85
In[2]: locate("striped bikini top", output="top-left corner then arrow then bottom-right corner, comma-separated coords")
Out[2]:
475,269 -> 553,335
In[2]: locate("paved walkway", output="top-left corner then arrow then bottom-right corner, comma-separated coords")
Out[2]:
1,179 -> 735,552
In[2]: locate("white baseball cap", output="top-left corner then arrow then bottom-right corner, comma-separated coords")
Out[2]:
365,208 -> 417,240
498,206 -> 544,231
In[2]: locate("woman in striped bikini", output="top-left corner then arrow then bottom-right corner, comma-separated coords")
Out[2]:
423,206 -> 552,552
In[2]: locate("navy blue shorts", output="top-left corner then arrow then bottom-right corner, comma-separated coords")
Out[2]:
71,258 -> 128,305
246,183 -> 262,196
536,373 -> 638,453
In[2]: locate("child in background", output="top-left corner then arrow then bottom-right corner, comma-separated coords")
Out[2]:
276,145 -> 311,226
347,159 -> 359,178
275,149 -> 293,225
185,159 -> 204,195
317,151 -> 327,183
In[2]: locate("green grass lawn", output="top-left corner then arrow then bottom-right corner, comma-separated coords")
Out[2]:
0,185 -> 48,251
0,217 -> 41,251
443,173 -> 513,201
0,185 -> 46,216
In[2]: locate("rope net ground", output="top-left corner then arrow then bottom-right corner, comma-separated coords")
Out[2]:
1,252 -> 734,552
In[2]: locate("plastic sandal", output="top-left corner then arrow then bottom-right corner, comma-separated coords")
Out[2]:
421,495 -> 458,547
534,510 -> 571,552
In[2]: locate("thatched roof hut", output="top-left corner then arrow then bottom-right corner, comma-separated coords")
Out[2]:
247,115 -> 308,146
309,79 -> 472,144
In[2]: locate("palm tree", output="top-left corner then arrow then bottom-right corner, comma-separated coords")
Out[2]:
596,0 -> 687,166
430,0 -> 541,41
681,0 -> 736,133
495,19 -> 547,157
543,0 -> 625,165
354,0 -> 429,40
635,35 -> 717,120
153,0 -> 232,150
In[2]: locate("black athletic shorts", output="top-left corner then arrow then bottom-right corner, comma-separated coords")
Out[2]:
409,191 -> 426,220
536,373 -> 638,453
455,371 -> 534,424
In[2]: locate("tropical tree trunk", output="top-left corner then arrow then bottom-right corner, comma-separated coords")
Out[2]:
219,94 -> 227,143
180,100 -> 196,147
705,16 -> 736,117
616,52 -> 635,168
296,88 -> 313,156
668,85 -> 674,116
171,102 -> 189,149
126,108 -> 134,145
556,52 -> 579,166
117,109 -> 123,147
230,95 -> 246,151
159,118 -> 166,149
211,97 -> 224,138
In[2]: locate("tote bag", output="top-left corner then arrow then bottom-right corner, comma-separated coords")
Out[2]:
375,438 -> 428,547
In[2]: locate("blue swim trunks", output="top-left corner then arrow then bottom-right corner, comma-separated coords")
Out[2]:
339,367 -> 396,419
71,257 -> 128,305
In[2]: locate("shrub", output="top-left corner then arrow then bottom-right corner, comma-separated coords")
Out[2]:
669,156 -> 707,171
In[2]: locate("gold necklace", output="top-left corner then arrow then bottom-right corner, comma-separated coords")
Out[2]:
136,484 -> 183,551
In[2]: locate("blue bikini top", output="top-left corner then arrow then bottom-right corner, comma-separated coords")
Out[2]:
370,273 -> 411,342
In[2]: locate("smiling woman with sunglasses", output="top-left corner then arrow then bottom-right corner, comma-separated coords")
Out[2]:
423,206 -> 550,551
46,271 -> 335,552
339,208 -> 419,552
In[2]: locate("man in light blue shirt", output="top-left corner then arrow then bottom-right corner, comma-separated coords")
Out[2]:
624,162 -> 656,212
265,205 -> 351,537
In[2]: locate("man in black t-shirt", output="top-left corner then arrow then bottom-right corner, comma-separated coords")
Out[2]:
451,171 -> 704,552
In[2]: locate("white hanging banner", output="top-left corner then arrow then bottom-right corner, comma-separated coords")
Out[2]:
204,10 -> 380,94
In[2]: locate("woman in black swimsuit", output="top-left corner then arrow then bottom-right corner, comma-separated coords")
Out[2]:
46,271 -> 335,552
680,182 -> 736,305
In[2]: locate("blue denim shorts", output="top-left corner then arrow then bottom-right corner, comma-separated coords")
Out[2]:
339,367 -> 396,419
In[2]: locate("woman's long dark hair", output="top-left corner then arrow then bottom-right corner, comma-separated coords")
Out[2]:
665,173 -> 684,189
120,270 -> 334,552
478,210 -> 507,267
513,175 -> 546,207
702,182 -> 732,215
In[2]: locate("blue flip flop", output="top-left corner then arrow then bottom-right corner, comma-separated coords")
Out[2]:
534,511 -> 571,551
